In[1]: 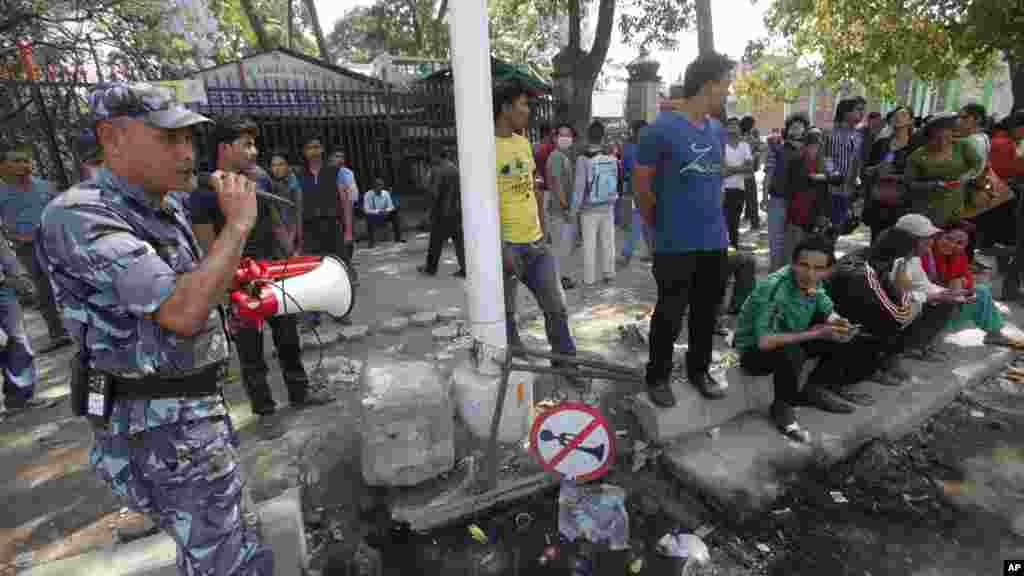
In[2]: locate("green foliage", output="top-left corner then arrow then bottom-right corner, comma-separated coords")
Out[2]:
734,51 -> 817,111
328,0 -> 450,63
618,0 -> 697,51
762,0 -> 1023,102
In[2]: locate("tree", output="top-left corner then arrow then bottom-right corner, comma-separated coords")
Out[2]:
301,0 -> 330,62
327,0 -> 450,63
733,52 -> 816,113
763,0 -> 1024,110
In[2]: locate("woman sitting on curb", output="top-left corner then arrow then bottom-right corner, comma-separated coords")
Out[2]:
924,226 -> 1024,349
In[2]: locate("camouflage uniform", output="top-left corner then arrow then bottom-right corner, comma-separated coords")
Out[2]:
36,83 -> 273,575
0,216 -> 36,404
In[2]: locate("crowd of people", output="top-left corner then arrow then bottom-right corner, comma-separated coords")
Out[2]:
0,44 -> 1021,573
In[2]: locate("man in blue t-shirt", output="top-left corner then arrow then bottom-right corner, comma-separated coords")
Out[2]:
634,52 -> 736,408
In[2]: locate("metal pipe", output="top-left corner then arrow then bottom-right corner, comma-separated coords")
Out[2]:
511,347 -> 643,377
450,0 -> 506,371
509,363 -> 641,383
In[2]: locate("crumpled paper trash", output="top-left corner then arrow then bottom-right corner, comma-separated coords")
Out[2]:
657,531 -> 710,564
558,480 -> 630,550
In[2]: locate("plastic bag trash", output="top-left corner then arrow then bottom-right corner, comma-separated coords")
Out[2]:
656,531 -> 710,563
558,480 -> 630,550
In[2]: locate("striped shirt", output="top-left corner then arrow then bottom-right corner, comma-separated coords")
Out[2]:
827,126 -> 865,196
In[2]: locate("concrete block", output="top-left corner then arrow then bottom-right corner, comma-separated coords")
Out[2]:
633,357 -> 822,444
21,488 -> 307,576
663,329 -> 1016,516
411,311 -> 439,327
379,316 -> 410,334
361,357 -> 455,487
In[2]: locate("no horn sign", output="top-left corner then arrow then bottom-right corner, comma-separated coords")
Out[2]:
529,402 -> 614,482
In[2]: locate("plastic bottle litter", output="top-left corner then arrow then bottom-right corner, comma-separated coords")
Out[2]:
656,531 -> 710,563
558,480 -> 630,550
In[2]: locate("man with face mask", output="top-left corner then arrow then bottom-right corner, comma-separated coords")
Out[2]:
545,122 -> 578,290
190,116 -> 335,423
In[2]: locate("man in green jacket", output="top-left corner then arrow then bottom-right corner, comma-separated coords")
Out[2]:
734,234 -> 887,442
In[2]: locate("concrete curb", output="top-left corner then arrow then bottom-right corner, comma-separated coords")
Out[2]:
21,487 -> 307,576
661,329 -> 1018,519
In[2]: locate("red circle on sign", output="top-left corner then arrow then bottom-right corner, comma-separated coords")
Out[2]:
529,402 -> 615,482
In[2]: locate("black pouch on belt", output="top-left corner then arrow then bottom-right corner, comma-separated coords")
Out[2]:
70,350 -> 114,426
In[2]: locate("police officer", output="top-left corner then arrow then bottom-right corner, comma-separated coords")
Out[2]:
190,115 -> 334,419
37,83 -> 273,574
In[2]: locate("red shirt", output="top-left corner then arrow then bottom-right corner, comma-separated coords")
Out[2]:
925,252 -> 974,290
535,141 -> 556,189
990,130 -> 1024,180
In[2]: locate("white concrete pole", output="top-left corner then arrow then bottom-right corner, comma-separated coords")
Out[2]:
450,0 -> 506,375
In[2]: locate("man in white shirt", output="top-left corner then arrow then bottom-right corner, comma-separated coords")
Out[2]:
363,177 -> 404,247
722,117 -> 753,249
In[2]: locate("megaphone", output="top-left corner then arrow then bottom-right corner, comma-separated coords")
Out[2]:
230,256 -> 355,324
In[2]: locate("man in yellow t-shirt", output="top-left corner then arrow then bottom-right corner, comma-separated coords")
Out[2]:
494,79 -> 579,385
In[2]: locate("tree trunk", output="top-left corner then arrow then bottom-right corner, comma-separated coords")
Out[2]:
552,0 -> 615,136
696,0 -> 714,55
302,0 -> 330,63
1010,56 -> 1023,112
239,0 -> 272,51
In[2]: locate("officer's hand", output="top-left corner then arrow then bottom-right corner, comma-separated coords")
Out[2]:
211,171 -> 258,232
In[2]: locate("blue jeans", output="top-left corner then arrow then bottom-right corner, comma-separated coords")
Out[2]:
504,241 -> 576,357
767,197 -> 787,271
0,285 -> 36,403
622,206 -> 653,259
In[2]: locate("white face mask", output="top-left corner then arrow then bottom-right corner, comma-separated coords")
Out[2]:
557,136 -> 573,150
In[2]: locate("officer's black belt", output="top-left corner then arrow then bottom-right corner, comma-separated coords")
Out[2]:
111,361 -> 228,400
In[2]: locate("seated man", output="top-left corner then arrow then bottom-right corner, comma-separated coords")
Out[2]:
362,177 -> 404,247
735,235 -> 886,443
827,214 -> 959,385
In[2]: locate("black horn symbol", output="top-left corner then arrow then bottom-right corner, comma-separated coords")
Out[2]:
539,429 -> 605,461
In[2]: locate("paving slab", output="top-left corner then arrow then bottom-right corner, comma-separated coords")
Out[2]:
21,487 -> 306,576
663,328 -> 1018,517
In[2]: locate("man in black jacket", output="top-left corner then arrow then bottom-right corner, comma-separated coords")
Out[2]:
191,118 -> 334,419
827,217 -> 957,389
419,150 -> 466,277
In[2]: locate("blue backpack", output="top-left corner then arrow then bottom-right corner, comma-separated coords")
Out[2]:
584,151 -> 619,207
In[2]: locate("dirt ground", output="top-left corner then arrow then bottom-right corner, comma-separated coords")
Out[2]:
311,356 -> 1024,576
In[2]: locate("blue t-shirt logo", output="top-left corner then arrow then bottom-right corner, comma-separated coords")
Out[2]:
679,142 -> 721,177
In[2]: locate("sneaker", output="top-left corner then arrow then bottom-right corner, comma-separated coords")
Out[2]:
452,269 -> 467,278
290,383 -> 336,409
647,381 -> 676,408
417,265 -> 437,277
690,371 -> 728,399
771,403 -> 810,443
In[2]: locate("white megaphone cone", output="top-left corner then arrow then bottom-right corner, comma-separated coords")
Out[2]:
266,255 -> 355,319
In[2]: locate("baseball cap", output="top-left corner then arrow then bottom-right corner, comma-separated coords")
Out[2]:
893,214 -> 942,238
88,82 -> 211,129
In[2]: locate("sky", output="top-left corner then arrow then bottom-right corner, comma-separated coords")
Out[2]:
314,0 -> 770,90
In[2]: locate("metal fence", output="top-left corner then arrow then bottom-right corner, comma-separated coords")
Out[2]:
1,74 -> 561,201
